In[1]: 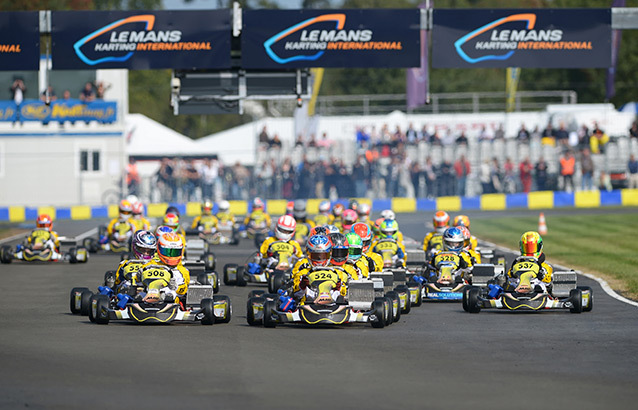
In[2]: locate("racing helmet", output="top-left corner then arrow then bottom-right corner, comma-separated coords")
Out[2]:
520,231 -> 543,257
163,212 -> 180,231
332,203 -> 344,218
202,200 -> 213,215
285,201 -> 294,216
348,199 -> 359,212
119,199 -> 133,221
252,197 -> 264,212
345,232 -> 363,263
341,209 -> 358,231
133,230 -> 157,260
132,201 -> 144,217
379,219 -> 399,239
433,211 -> 450,233
329,232 -> 348,266
157,232 -> 184,267
442,227 -> 464,252
275,214 -> 296,241
307,234 -> 332,267
126,194 -> 139,207
325,224 -> 341,235
155,225 -> 173,240
357,203 -> 371,221
309,225 -> 328,237
217,200 -> 230,213
372,217 -> 384,237
453,214 -> 470,228
318,200 -> 331,214
293,199 -> 307,220
457,226 -> 471,249
36,214 -> 53,231
380,209 -> 396,221
165,206 -> 180,217
352,222 -> 373,252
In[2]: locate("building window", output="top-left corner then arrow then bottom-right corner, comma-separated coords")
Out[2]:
80,149 -> 101,172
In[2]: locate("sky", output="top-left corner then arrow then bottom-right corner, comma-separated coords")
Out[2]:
162,0 -> 306,9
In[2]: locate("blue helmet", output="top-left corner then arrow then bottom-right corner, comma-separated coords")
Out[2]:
133,230 -> 157,260
442,227 -> 464,252
307,234 -> 332,267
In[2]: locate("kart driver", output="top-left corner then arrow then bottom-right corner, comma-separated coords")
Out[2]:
422,211 -> 450,255
163,212 -> 185,240
329,232 -> 363,281
216,200 -> 236,225
314,200 -> 332,226
15,214 -> 62,260
292,200 -> 316,243
105,199 -> 137,250
292,234 -> 348,300
139,232 -> 190,303
130,202 -> 151,232
371,219 -> 407,268
329,203 -> 344,226
257,215 -> 303,270
453,214 -> 478,250
423,227 -> 472,284
114,230 -> 157,294
457,226 -> 481,265
191,200 -> 219,234
351,222 -> 383,274
243,197 -> 272,232
341,209 -> 358,233
505,231 -> 553,294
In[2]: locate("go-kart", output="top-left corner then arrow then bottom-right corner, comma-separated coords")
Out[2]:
242,219 -> 270,248
223,247 -> 296,293
79,263 -> 232,325
246,268 -> 392,328
413,260 -> 472,302
463,259 -> 593,314
83,225 -> 132,254
1,235 -> 88,264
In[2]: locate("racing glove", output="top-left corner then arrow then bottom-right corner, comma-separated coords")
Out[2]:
536,269 -> 546,282
299,275 -> 310,290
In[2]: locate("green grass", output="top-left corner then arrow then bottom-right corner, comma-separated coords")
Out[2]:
470,212 -> 638,300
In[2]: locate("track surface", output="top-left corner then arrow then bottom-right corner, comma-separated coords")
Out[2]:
1,212 -> 637,410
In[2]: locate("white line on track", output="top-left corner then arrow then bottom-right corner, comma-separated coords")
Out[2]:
0,232 -> 28,245
0,227 -> 97,245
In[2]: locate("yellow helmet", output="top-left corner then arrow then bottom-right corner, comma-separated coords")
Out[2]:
453,215 -> 470,228
520,231 -> 543,257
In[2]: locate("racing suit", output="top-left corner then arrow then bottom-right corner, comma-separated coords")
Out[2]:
243,210 -> 272,230
216,211 -> 236,225
106,218 -> 136,249
258,237 -> 303,270
130,216 -> 151,232
294,218 -> 315,243
371,238 -> 407,268
114,258 -> 146,293
313,213 -> 331,227
292,265 -> 349,299
348,259 -> 370,280
425,249 -> 472,283
422,231 -> 445,254
506,253 -> 554,292
139,257 -> 191,301
191,214 -> 219,233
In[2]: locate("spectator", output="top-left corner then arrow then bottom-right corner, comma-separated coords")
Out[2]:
40,85 -> 57,104
578,124 -> 590,151
441,129 -> 456,146
158,157 -> 176,202
590,129 -> 609,154
10,78 -> 26,125
429,130 -> 442,146
454,154 -> 470,196
280,158 -> 295,199
519,157 -> 533,193
424,156 -> 437,198
183,159 -> 201,201
95,81 -> 110,99
456,131 -> 468,145
494,124 -> 505,140
406,122 -> 418,145
79,82 -> 96,102
555,122 -> 569,150
410,161 -> 423,198
419,124 -> 430,142
200,158 -> 219,201
258,126 -> 270,145
580,148 -> 594,191
630,121 -> 638,140
270,134 -> 282,149
480,160 -> 492,194
438,159 -> 454,197
352,155 -> 368,197
516,123 -> 530,143
317,132 -> 333,149
490,158 -> 502,193
126,158 -> 140,196
257,159 -> 275,199
61,90 -> 71,101
308,134 -> 317,147
535,157 -> 548,191
294,134 -> 304,147
478,126 -> 493,143
356,126 -> 369,147
503,157 -> 516,193
541,122 -> 555,146
628,154 -> 638,189
559,150 -> 575,192
230,161 -> 249,200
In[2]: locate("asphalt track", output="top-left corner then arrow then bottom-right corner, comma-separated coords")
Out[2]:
1,211 -> 637,410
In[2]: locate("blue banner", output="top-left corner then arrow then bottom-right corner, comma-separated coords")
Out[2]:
433,9 -> 611,68
0,99 -> 117,124
51,10 -> 231,69
0,12 -> 40,70
242,9 -> 420,69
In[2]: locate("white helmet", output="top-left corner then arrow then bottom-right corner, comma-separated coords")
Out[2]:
380,209 -> 395,221
218,200 -> 230,213
275,215 -> 296,241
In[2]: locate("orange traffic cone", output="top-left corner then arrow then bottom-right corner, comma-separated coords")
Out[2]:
538,212 -> 548,235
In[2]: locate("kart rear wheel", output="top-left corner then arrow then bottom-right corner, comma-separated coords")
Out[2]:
211,272 -> 220,294
263,299 -> 277,328
462,286 -> 471,312
80,290 -> 94,316
76,246 -> 89,263
197,272 -> 211,285
569,288 -> 583,313
246,296 -> 264,326
394,285 -> 411,314
70,287 -> 90,314
370,299 -> 386,329
386,291 -> 401,323
203,252 -> 216,271
90,295 -> 110,325
408,281 -> 422,307
200,298 -> 215,325
236,267 -> 247,287
269,272 -> 285,294
0,246 -> 12,264
577,286 -> 593,312
68,247 -> 78,264
103,271 -> 116,288
213,295 -> 232,323
223,263 -> 238,286
466,287 -> 482,313
375,297 -> 392,327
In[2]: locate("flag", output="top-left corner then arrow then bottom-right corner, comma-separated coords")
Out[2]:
407,1 -> 431,110
506,67 -> 521,112
606,0 -> 625,100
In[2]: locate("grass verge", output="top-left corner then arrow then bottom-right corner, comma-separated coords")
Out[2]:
470,211 -> 638,301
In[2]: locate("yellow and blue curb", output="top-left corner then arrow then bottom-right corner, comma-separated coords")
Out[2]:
1,189 -> 636,223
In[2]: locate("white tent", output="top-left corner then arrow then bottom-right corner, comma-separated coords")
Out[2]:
125,113 -> 201,157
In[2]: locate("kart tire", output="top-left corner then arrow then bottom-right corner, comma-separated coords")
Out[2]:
211,272 -> 220,294
80,290 -> 94,316
263,293 -> 279,301
70,287 -> 90,314
223,263 -> 238,286
370,299 -> 386,329
386,291 -> 401,323
76,246 -> 89,263
249,290 -> 266,298
408,281 -> 422,307
269,272 -> 285,294
0,246 -> 12,264
577,286 -> 593,312
92,295 -> 110,325
246,296 -> 264,326
83,238 -> 96,253
462,286 -> 471,312
88,294 -> 101,323
375,297 -> 392,327
200,298 -> 215,325
203,252 -> 216,271
263,299 -> 277,328
213,295 -> 232,324
68,247 -> 78,264
103,270 -> 116,288
569,288 -> 583,314
466,286 -> 481,313
197,272 -> 211,285
394,284 -> 411,314
236,267 -> 247,287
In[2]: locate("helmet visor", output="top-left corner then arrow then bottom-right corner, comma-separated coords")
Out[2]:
278,227 -> 295,236
523,240 -> 538,255
348,247 -> 362,257
309,252 -> 330,263
332,248 -> 348,261
135,246 -> 155,258
159,247 -> 182,258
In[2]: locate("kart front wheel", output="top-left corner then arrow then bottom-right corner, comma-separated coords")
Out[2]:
223,263 -> 238,286
269,272 -> 285,294
70,287 -> 90,314
91,295 -> 110,325
200,298 -> 215,325
80,290 -> 94,316
203,252 -> 216,271
569,288 -> 583,313
0,246 -> 13,264
262,300 -> 277,328
236,267 -> 247,287
197,272 -> 211,285
394,285 -> 411,314
213,295 -> 232,324
370,299 -> 386,329
385,291 -> 401,323
246,296 -> 263,326
466,287 -> 482,313
577,286 -> 593,312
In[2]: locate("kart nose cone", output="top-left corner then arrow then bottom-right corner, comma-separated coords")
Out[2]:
315,292 -> 333,305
